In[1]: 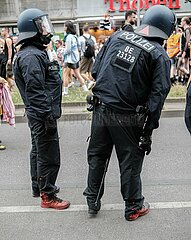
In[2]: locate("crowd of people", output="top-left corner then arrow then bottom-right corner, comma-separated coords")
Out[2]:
44,22 -> 99,95
165,16 -> 191,85
0,27 -> 16,150
1,12 -> 190,100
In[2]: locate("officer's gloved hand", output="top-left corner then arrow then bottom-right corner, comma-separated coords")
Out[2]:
139,132 -> 152,155
86,94 -> 99,112
44,115 -> 57,136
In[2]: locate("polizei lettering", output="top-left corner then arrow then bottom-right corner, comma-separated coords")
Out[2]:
119,32 -> 155,52
48,65 -> 60,71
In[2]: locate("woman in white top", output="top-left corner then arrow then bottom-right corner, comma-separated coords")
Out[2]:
63,21 -> 88,95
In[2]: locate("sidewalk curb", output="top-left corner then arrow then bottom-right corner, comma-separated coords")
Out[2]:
14,101 -> 87,109
166,97 -> 185,103
14,112 -> 92,123
14,109 -> 185,123
161,109 -> 184,118
14,98 -> 186,109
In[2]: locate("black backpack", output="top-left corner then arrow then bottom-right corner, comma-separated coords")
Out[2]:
83,35 -> 95,58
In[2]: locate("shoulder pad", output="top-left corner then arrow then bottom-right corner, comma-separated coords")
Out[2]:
118,32 -> 155,52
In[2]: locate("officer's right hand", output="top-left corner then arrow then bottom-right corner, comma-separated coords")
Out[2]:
139,134 -> 152,155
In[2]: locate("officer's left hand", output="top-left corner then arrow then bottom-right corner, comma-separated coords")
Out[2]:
139,134 -> 152,155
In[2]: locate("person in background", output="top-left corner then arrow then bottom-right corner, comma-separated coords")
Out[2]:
62,21 -> 88,95
0,27 -> 15,90
0,77 -> 6,150
166,29 -> 182,85
180,17 -> 191,84
122,10 -> 137,32
78,25 -> 97,89
0,38 -> 5,77
54,40 -> 64,65
54,40 -> 74,87
0,74 -> 15,148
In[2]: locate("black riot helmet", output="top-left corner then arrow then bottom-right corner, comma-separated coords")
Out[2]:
135,5 -> 176,40
16,8 -> 54,46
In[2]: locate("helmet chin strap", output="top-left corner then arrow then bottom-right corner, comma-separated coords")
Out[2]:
39,33 -> 53,45
22,34 -> 53,49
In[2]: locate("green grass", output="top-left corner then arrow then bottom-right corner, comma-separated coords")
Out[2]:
61,86 -> 89,102
12,87 -> 23,105
12,85 -> 89,105
12,84 -> 187,105
167,84 -> 187,98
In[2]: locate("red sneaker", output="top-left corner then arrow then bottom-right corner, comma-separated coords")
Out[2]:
41,193 -> 70,210
125,202 -> 150,221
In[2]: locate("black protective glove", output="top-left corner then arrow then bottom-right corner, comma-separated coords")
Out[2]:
139,134 -> 152,155
44,116 -> 57,136
86,94 -> 100,112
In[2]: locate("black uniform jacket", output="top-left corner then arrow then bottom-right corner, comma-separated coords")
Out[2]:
92,30 -> 171,132
13,44 -> 63,121
185,82 -> 191,134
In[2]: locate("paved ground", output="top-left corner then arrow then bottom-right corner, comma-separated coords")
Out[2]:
0,117 -> 191,240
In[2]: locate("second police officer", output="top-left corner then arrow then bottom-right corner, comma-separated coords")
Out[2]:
13,8 -> 70,210
83,5 -> 176,221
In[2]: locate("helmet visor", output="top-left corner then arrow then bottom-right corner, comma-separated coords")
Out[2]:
34,15 -> 54,35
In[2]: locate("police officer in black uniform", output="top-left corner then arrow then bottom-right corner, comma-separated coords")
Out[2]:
83,5 -> 176,221
13,8 -> 70,210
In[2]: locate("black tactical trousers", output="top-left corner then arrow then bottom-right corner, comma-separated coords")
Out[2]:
83,104 -> 145,214
28,115 -> 60,194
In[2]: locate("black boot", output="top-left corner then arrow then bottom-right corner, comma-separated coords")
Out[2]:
170,77 -> 175,85
88,200 -> 101,217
